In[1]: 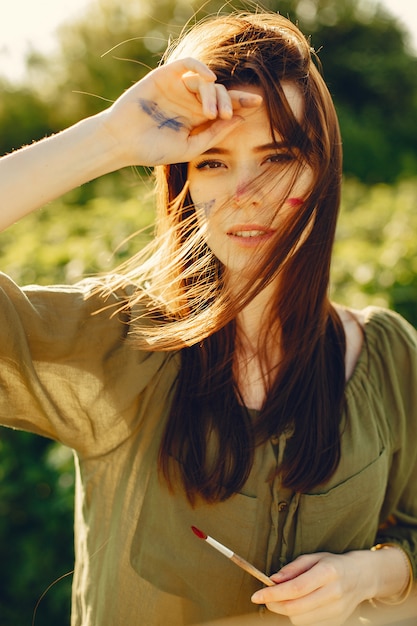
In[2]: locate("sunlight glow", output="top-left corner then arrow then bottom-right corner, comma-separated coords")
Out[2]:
0,0 -> 416,83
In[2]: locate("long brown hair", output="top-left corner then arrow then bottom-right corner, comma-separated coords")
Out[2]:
110,12 -> 346,503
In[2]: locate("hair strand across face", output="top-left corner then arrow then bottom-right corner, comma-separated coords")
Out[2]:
104,11 -> 346,503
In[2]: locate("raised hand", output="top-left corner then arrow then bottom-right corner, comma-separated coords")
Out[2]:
98,57 -> 263,167
0,58 -> 262,229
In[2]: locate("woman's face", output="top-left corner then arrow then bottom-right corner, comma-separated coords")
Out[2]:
187,84 -> 313,283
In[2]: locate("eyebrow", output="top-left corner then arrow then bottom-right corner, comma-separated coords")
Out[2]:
200,141 -> 288,155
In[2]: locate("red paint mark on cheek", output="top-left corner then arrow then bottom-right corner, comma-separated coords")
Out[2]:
286,197 -> 304,207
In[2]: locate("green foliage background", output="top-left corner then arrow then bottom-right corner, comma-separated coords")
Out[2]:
0,0 -> 416,624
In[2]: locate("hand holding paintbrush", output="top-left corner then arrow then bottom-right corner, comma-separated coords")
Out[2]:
191,526 -> 275,587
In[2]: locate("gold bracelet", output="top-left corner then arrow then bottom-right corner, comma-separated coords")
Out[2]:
370,542 -> 414,605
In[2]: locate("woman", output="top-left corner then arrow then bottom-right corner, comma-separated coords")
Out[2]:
1,11 -> 416,626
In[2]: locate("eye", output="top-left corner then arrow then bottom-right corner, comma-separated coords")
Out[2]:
264,152 -> 295,165
194,159 -> 226,170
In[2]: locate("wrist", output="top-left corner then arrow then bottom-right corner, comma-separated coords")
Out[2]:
93,110 -> 135,171
370,543 -> 413,605
76,112 -> 132,176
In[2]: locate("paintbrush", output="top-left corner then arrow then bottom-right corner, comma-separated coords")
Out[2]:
191,526 -> 275,587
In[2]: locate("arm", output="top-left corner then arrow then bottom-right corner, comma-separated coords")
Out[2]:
251,546 -> 413,624
0,57 -> 261,231
0,115 -> 117,229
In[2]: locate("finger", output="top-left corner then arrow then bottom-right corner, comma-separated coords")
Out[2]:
213,84 -> 234,119
267,581 -> 343,617
266,595 -> 348,626
172,57 -> 216,81
187,115 -> 244,155
200,84 -> 262,119
252,568 -> 324,605
182,73 -> 219,119
228,89 -> 263,110
271,554 -> 324,584
194,79 -> 220,119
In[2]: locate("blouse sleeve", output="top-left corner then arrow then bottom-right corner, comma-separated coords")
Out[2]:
0,272 -> 168,456
366,307 -> 417,578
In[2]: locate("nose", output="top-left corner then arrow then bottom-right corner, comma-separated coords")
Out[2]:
232,174 -> 262,209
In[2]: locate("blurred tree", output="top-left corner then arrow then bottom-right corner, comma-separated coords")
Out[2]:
0,81 -> 53,155
28,0 -> 198,124
1,0 -> 416,184
0,430 -> 74,626
262,0 -> 417,182
332,178 -> 417,327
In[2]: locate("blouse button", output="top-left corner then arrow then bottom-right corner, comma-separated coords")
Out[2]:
278,501 -> 288,512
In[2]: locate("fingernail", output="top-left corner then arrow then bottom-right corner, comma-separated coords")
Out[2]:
210,102 -> 218,116
240,94 -> 263,106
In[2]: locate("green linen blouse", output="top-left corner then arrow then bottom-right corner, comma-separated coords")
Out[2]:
0,273 -> 416,625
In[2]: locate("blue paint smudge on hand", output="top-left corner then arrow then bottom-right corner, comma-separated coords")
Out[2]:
139,99 -> 184,131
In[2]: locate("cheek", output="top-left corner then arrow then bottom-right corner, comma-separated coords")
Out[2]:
189,180 -> 214,220
278,165 -> 314,209
297,165 -> 314,194
193,199 -> 216,235
195,199 -> 215,219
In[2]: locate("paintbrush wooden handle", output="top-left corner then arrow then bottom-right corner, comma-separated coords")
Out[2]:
231,553 -> 275,586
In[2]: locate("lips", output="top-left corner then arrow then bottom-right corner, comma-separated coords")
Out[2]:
232,230 -> 268,238
227,223 -> 274,235
226,225 -> 275,246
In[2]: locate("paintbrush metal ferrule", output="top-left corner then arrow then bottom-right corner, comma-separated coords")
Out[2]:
205,534 -> 234,558
191,526 -> 274,587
